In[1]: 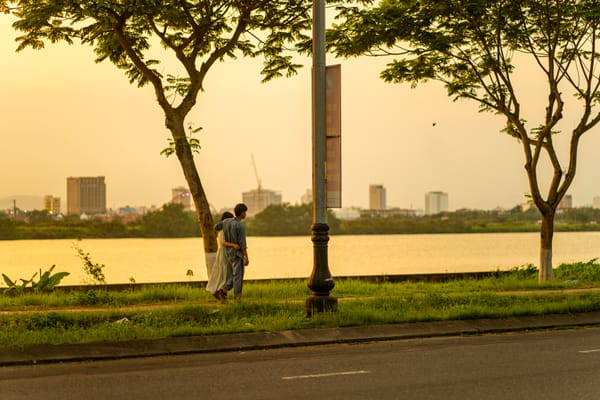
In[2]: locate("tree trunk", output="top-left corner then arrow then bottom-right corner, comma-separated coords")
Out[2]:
167,117 -> 218,268
539,211 -> 555,282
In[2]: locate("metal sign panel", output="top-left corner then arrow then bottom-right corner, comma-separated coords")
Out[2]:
326,65 -> 342,208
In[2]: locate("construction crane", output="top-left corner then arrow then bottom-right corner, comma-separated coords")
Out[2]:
251,154 -> 262,191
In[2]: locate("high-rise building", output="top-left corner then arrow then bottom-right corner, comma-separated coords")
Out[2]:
43,195 -> 61,215
242,155 -> 282,216
242,188 -> 282,216
558,194 -> 573,209
425,191 -> 449,215
66,176 -> 106,216
593,196 -> 600,209
369,184 -> 386,210
171,186 -> 193,211
300,189 -> 312,205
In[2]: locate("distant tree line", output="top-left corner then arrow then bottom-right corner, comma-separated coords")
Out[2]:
2,203 -> 600,240
245,203 -> 340,236
0,203 -> 199,240
337,206 -> 600,235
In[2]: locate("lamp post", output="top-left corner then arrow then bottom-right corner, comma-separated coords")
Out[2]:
306,0 -> 337,317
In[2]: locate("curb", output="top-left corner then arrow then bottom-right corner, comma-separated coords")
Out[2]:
2,311 -> 600,367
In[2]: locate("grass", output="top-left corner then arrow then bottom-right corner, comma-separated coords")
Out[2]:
1,261 -> 600,348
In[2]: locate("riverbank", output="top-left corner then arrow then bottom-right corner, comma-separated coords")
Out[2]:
2,262 -> 600,351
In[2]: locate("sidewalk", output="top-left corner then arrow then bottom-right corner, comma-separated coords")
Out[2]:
2,311 -> 600,367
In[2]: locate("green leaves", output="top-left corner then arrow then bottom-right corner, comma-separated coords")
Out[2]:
165,74 -> 191,99
11,1 -> 314,94
160,124 -> 202,158
2,265 -> 70,294
2,273 -> 16,288
31,265 -> 70,292
330,0 -> 600,116
72,243 -> 106,285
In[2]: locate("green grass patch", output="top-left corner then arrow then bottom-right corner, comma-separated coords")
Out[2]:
1,261 -> 600,347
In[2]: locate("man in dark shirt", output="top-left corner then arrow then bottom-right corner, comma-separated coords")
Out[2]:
215,203 -> 249,299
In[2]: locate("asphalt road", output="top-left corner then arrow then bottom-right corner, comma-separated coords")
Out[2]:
2,327 -> 600,400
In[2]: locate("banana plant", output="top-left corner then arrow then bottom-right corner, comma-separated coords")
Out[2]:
2,272 -> 37,294
2,265 -> 70,294
31,265 -> 70,292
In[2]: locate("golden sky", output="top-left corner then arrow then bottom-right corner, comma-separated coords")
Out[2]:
2,16 -> 599,212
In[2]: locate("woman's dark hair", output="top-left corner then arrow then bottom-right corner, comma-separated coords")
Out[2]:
220,211 -> 234,221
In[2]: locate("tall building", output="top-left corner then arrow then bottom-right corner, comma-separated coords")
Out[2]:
43,195 -> 61,215
369,184 -> 386,210
300,188 -> 312,205
242,155 -> 282,216
171,186 -> 193,211
558,194 -> 573,210
242,188 -> 282,216
66,176 -> 107,216
593,196 -> 600,209
425,191 -> 449,215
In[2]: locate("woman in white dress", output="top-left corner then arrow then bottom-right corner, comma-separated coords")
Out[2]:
206,211 -> 238,301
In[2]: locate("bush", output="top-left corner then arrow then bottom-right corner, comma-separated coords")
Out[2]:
555,259 -> 600,282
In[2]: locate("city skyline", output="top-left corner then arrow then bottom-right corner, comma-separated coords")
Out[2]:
2,18 -> 600,213
4,183 -> 597,216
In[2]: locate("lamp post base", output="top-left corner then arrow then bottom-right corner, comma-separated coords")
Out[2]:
306,223 -> 337,317
306,294 -> 338,317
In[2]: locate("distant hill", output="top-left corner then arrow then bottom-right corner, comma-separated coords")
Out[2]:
0,195 -> 44,211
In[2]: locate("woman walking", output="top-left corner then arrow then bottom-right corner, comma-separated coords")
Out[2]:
206,211 -> 238,301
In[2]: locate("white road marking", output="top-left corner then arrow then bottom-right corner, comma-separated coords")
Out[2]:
578,349 -> 600,354
282,370 -> 370,380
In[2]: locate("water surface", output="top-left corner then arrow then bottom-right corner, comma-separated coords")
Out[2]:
1,232 -> 598,285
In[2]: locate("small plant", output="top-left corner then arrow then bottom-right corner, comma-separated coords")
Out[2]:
2,265 -> 69,294
186,269 -> 194,280
72,243 -> 106,285
2,272 -> 36,294
31,265 -> 70,292
556,258 -> 600,282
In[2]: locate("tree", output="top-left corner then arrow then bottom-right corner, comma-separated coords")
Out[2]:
329,0 -> 600,281
0,213 -> 16,240
248,203 -> 313,236
247,203 -> 340,235
141,203 -> 199,237
5,0 -> 311,267
24,209 -> 58,224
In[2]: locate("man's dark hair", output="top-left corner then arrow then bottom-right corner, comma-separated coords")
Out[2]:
234,203 -> 248,217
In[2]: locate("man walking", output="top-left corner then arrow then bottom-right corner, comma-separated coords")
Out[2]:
216,203 -> 249,300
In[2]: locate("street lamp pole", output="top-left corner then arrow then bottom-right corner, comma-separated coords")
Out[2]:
307,0 -> 337,317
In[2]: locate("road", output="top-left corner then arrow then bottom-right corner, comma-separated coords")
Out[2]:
2,327 -> 600,400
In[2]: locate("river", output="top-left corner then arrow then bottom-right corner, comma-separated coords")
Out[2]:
1,232 -> 599,286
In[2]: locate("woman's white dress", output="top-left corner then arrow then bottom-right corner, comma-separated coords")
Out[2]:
206,230 -> 228,293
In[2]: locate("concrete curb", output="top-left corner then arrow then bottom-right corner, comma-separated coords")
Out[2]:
2,311 -> 600,367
